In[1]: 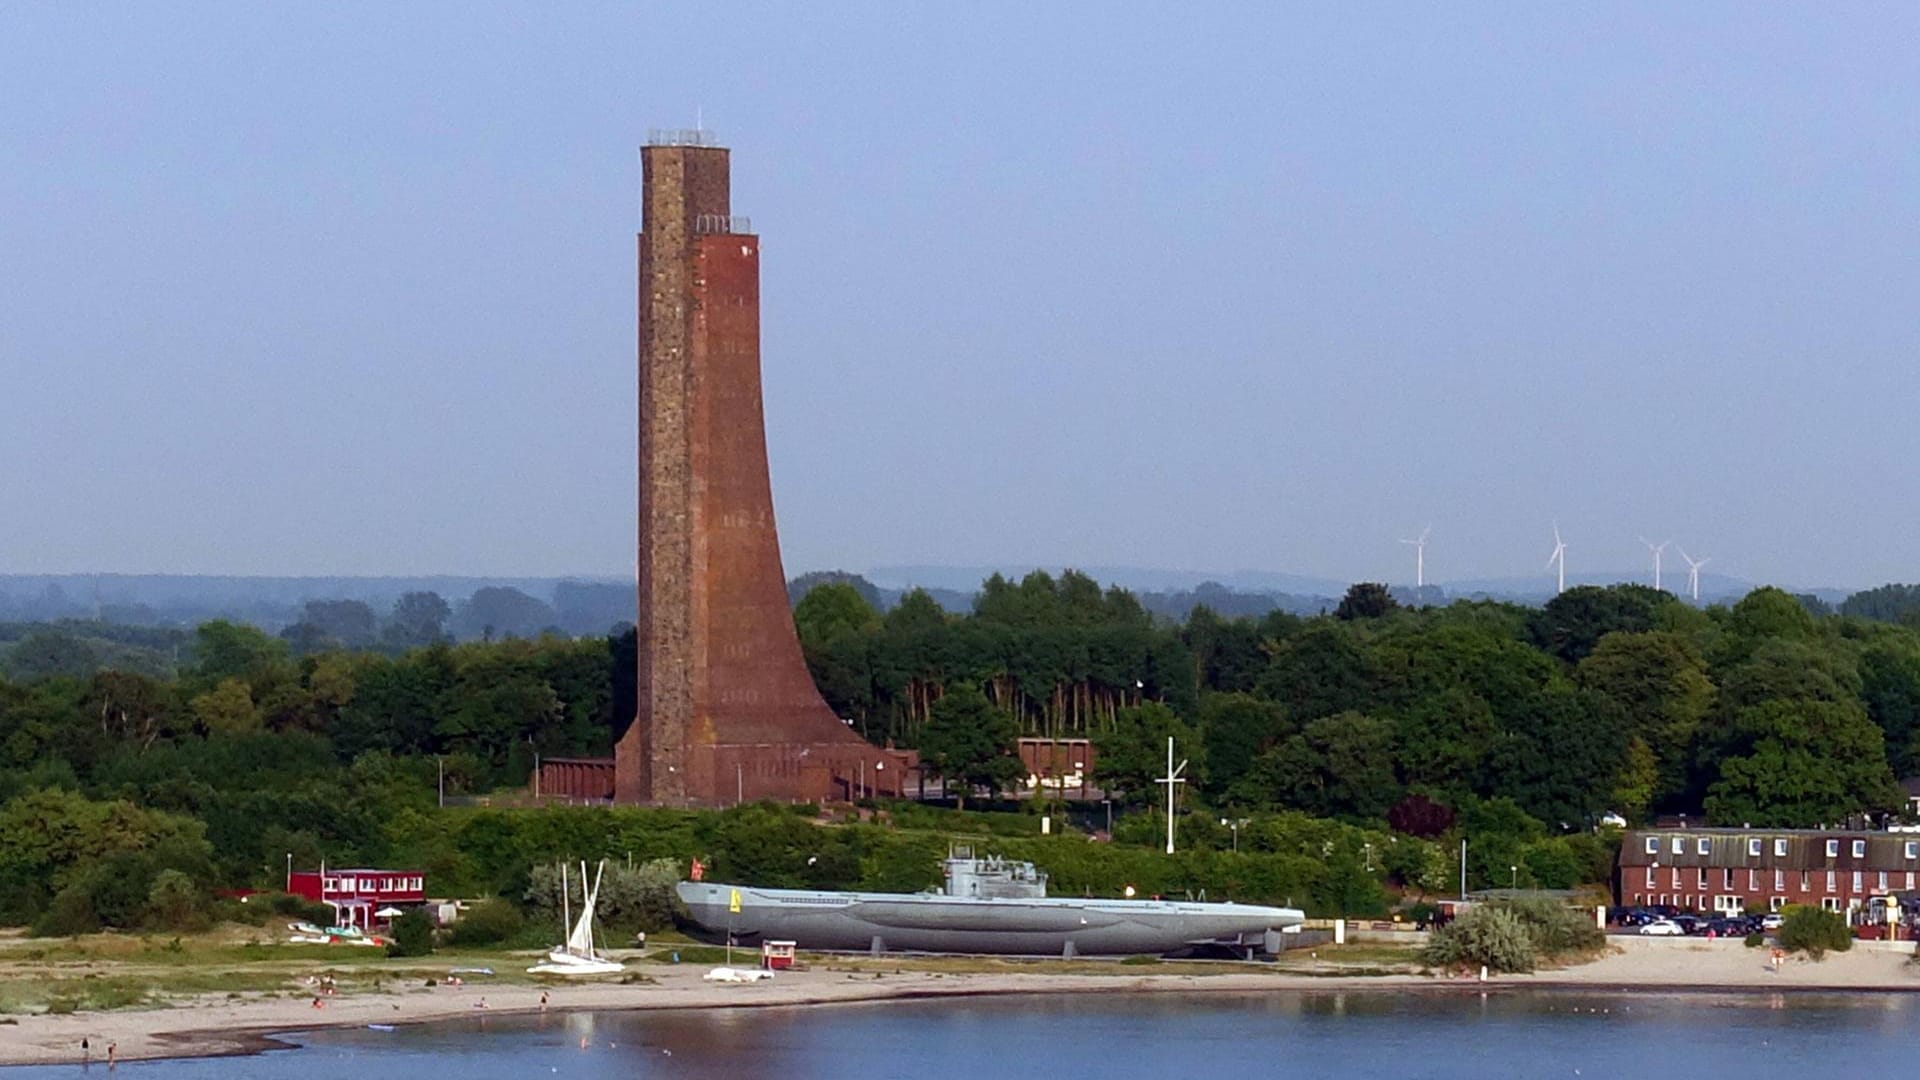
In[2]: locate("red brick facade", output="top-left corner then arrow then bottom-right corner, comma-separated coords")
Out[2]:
617,137 -> 911,806
1618,828 -> 1920,916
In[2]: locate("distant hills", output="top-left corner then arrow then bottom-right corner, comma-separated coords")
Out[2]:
0,564 -> 1869,641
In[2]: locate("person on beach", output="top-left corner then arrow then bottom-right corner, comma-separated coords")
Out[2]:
540,991 -> 549,1011
106,1043 -> 116,1070
81,1037 -> 89,1066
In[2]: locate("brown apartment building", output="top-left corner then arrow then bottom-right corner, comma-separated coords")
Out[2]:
1619,827 -> 1920,919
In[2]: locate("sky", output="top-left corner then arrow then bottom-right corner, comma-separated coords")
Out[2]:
4,2 -> 1920,589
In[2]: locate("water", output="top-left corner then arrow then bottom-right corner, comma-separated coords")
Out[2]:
13,991 -> 1920,1079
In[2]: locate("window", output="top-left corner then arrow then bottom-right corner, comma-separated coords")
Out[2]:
1878,871 -> 1888,891
1748,838 -> 1762,857
1697,838 -> 1711,856
1775,839 -> 1789,857
1723,867 -> 1735,888
1749,868 -> 1758,890
1774,868 -> 1785,890
1672,867 -> 1682,887
1853,840 -> 1867,858
1907,842 -> 1918,860
1646,836 -> 1661,854
1770,896 -> 1788,912
1826,871 -> 1837,892
1827,840 -> 1840,858
1801,871 -> 1810,891
1697,868 -> 1709,888
1907,872 -> 1914,890
1673,837 -> 1685,855
1822,897 -> 1842,912
1853,871 -> 1863,893
1645,866 -> 1656,887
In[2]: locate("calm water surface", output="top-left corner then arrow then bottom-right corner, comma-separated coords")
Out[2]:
12,991 -> 1920,1079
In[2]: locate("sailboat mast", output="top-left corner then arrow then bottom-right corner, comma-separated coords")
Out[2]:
560,861 -> 570,954
590,860 -> 606,956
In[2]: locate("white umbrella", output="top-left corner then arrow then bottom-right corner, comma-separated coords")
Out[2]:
374,907 -> 405,918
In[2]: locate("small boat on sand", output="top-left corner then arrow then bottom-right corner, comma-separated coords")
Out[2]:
528,860 -> 624,976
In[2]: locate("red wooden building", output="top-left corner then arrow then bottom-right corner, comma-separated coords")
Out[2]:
287,868 -> 426,928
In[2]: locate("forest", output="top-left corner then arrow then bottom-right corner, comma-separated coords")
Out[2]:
4,570 -> 1920,934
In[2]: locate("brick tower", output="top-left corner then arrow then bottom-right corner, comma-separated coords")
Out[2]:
616,131 -> 910,806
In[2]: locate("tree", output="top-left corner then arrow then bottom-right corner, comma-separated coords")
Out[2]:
1198,693 -> 1287,796
793,583 -> 881,647
190,621 -> 289,686
1335,583 -> 1397,621
1238,712 -> 1398,820
1529,585 -> 1670,665
1704,700 -> 1902,827
1387,793 -> 1456,838
2,630 -> 98,682
1093,702 -> 1203,807
385,591 -> 452,650
917,684 -> 1020,809
453,587 -> 556,641
1576,631 -> 1715,808
190,679 -> 260,736
285,600 -> 378,652
1839,583 -> 1920,624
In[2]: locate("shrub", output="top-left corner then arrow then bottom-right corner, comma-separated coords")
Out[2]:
524,859 -> 680,937
387,910 -> 435,957
1744,932 -> 1765,948
1500,897 -> 1604,957
145,869 -> 208,931
1777,906 -> 1852,960
30,885 -> 100,938
262,891 -> 336,927
1423,906 -> 1535,973
446,898 -> 523,946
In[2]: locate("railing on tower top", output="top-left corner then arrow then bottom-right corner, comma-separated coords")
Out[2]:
647,128 -> 723,148
694,213 -> 752,235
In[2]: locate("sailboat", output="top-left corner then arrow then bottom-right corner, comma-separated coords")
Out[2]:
527,859 -> 624,976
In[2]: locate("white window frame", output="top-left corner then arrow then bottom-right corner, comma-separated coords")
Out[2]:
1770,896 -> 1788,912
1826,870 -> 1837,892
1646,836 -> 1661,854
1645,866 -> 1656,887
1853,840 -> 1867,858
1853,871 -> 1863,893
1827,839 -> 1840,857
1672,837 -> 1685,855
1775,838 -> 1788,857
1748,838 -> 1762,857
1697,838 -> 1711,856
1822,897 -> 1842,912
1906,842 -> 1918,860
1748,868 -> 1758,890
1878,871 -> 1888,891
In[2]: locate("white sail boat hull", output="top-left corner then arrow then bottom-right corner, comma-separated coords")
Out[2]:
527,859 -> 623,977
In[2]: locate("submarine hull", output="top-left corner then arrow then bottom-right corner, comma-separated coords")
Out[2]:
676,881 -> 1304,956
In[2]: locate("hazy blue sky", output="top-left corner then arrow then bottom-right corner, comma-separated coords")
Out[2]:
5,3 -> 1919,588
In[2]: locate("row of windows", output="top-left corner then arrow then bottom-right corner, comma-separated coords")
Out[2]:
1630,893 -> 1854,913
322,876 -> 424,893
1643,836 -> 1920,860
1642,866 -> 1914,893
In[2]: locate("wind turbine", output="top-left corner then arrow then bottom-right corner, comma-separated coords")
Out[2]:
1544,523 -> 1567,595
1639,537 -> 1670,592
1677,547 -> 1710,603
1400,525 -> 1431,588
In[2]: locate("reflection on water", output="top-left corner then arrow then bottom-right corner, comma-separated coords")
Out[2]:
12,991 -> 1920,1079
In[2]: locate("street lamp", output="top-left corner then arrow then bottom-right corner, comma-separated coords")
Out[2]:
1102,799 -> 1113,836
1220,817 -> 1249,853
1364,842 -> 1373,872
1511,865 -> 1519,890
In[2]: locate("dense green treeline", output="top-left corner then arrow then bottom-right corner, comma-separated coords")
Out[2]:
801,573 -> 1916,830
7,569 -> 1920,935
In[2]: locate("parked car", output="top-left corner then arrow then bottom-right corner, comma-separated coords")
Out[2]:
1760,913 -> 1783,931
1640,919 -> 1685,936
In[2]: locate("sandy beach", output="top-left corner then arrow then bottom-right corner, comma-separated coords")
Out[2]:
4,938 -> 1918,1068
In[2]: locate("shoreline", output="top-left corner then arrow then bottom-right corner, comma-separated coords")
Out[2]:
7,940 -> 1920,1068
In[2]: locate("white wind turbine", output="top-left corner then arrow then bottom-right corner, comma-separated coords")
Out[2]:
1544,523 -> 1567,595
1400,525 -> 1431,588
1677,547 -> 1710,603
1639,536 -> 1670,592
